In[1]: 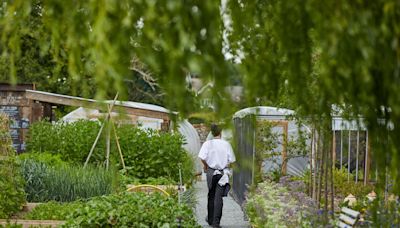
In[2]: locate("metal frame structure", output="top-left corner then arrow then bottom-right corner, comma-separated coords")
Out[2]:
332,117 -> 371,185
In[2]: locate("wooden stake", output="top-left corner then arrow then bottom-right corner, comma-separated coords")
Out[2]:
105,113 -> 111,170
84,93 -> 119,167
111,119 -> 126,170
309,128 -> 314,197
317,129 -> 323,207
324,131 -> 328,222
330,130 -> 335,218
84,121 -> 106,167
282,121 -> 288,175
312,128 -> 317,201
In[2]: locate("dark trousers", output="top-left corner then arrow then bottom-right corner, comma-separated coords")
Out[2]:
207,170 -> 224,226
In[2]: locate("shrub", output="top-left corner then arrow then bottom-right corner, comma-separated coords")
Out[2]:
0,114 -> 26,219
332,168 -> 374,198
26,120 -> 103,163
115,126 -> 194,184
300,168 -> 374,199
20,159 -> 116,202
26,120 -> 195,184
63,192 -> 200,227
0,157 -> 26,219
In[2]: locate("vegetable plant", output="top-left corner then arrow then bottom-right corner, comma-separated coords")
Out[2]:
20,159 -> 116,202
63,192 -> 200,227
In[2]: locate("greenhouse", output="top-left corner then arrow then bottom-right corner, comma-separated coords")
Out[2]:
232,106 -> 311,204
232,106 -> 375,205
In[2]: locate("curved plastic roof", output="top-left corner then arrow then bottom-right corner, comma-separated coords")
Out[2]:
106,100 -> 172,114
233,106 -> 295,119
234,106 -> 312,134
178,120 -> 202,172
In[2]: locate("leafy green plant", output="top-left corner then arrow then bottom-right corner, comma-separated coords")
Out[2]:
117,126 -> 195,184
17,152 -> 67,167
26,120 -> 103,164
26,120 -> 195,184
24,191 -> 199,225
20,159 -> 116,202
62,192 -> 200,227
0,157 -> 26,219
300,168 -> 374,199
331,168 -> 374,198
246,180 -> 316,227
24,201 -> 84,220
255,120 -> 310,183
119,174 -> 176,187
0,114 -> 26,219
366,197 -> 400,227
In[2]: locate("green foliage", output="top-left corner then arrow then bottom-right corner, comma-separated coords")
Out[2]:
62,192 -> 199,228
254,120 -> 280,183
26,120 -> 195,184
0,157 -> 26,219
0,115 -> 26,219
20,159 -> 116,202
300,168 -> 374,199
24,192 -> 199,226
246,181 -> 315,227
366,198 -> 400,227
255,120 -> 310,183
0,113 -> 14,156
339,194 -> 400,227
256,120 -> 280,158
26,120 -> 103,164
24,201 -> 84,220
0,224 -> 23,228
331,168 -> 374,199
119,175 -> 176,188
117,125 -> 195,184
17,152 -> 67,167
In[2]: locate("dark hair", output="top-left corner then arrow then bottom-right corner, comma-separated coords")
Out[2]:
211,123 -> 222,137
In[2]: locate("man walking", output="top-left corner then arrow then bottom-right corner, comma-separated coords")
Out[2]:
198,124 -> 236,228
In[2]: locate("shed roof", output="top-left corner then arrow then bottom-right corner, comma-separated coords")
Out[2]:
25,90 -> 175,120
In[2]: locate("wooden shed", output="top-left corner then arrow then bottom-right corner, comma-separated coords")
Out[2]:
0,83 -> 54,152
0,84 -> 173,152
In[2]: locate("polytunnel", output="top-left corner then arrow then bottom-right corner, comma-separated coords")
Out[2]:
232,106 -> 311,205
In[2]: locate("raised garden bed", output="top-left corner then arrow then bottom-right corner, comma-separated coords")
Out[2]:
1,203 -> 65,228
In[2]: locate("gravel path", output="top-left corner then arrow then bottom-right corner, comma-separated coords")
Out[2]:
194,175 -> 250,228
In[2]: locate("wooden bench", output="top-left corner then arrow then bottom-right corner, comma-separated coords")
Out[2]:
338,207 -> 360,228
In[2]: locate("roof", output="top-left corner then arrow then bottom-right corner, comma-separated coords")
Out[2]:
233,106 -> 295,119
107,100 -> 171,114
25,90 -> 176,120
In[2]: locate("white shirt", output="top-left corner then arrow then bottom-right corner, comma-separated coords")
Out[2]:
198,139 -> 236,170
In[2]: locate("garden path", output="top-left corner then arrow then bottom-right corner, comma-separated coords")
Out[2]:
194,174 -> 250,228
